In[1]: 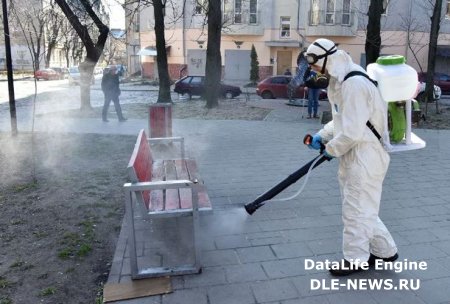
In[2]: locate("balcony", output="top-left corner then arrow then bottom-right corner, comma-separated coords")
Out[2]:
306,10 -> 357,37
222,11 -> 264,36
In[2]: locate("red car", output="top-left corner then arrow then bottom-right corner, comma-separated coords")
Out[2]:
34,68 -> 59,81
256,75 -> 327,100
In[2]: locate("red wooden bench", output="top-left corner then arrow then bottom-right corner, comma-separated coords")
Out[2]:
124,129 -> 212,279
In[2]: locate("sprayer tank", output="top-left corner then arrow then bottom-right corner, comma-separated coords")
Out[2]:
367,55 -> 418,102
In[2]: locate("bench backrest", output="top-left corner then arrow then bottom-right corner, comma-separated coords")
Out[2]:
127,129 -> 152,209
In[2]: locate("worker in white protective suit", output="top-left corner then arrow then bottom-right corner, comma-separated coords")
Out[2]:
305,38 -> 398,276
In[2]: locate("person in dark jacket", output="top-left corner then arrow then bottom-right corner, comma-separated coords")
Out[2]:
101,66 -> 126,122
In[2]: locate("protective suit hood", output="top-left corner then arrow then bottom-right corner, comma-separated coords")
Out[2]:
326,50 -> 366,81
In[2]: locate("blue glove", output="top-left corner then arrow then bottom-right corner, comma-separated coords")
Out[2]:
322,149 -> 334,159
308,134 -> 323,150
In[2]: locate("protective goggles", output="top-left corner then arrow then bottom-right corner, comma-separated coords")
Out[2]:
305,42 -> 337,65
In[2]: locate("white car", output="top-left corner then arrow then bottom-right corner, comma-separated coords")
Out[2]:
68,66 -> 95,85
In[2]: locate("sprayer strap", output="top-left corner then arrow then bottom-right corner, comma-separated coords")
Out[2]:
343,71 -> 378,86
366,121 -> 382,141
344,71 -> 382,142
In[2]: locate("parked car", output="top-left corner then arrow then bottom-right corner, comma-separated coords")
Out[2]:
174,76 -> 242,99
34,68 -> 59,81
418,72 -> 450,94
68,66 -> 95,85
256,75 -> 327,100
50,67 -> 68,79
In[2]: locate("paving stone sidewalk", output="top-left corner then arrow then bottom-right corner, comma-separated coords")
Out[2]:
103,118 -> 450,304
1,98 -> 449,303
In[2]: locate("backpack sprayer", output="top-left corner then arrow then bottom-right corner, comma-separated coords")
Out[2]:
244,135 -> 332,215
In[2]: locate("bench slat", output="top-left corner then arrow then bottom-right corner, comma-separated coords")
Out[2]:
164,160 -> 181,211
128,130 -> 153,209
149,160 -> 164,212
185,159 -> 212,210
175,160 -> 193,209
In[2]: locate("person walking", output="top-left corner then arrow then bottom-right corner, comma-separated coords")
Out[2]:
305,70 -> 320,119
304,38 -> 398,276
101,66 -> 127,122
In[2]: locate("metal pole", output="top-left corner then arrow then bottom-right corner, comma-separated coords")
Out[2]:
2,0 -> 18,135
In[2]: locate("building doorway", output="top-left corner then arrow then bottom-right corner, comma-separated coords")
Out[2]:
277,51 -> 292,75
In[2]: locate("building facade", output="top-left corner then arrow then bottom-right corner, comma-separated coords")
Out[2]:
126,0 -> 450,82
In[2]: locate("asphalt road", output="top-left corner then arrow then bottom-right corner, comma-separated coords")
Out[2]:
0,76 -> 164,118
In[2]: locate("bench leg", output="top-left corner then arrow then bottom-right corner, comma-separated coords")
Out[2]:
192,185 -> 202,272
125,189 -> 139,279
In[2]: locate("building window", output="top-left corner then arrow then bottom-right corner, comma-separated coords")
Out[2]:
326,0 -> 335,24
280,17 -> 291,38
234,0 -> 242,23
311,0 -> 319,25
342,0 -> 351,25
250,0 -> 258,24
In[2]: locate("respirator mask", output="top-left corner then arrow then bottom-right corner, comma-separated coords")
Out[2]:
305,41 -> 337,89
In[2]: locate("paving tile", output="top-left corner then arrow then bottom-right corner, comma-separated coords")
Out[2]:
431,240 -> 450,255
261,258 -> 309,279
236,246 -> 277,263
397,244 -> 447,260
161,288 -> 208,304
215,235 -> 251,250
415,277 -> 450,304
271,242 -> 313,259
251,278 -> 299,303
183,266 -> 227,288
307,237 -> 342,255
114,296 -> 161,304
326,291 -> 378,304
207,283 -> 255,304
201,249 -> 239,267
281,294 -> 331,304
225,263 -> 268,283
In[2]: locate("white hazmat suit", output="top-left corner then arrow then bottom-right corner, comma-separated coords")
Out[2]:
307,39 -> 397,263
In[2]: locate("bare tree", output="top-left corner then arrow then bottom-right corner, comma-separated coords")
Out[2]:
10,0 -> 46,71
365,0 -> 385,65
55,0 -> 109,111
44,1 -> 64,67
424,0 -> 443,116
125,0 -> 173,102
204,0 -> 221,109
153,0 -> 172,103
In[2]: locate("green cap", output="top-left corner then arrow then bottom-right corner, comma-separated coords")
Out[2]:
376,55 -> 406,65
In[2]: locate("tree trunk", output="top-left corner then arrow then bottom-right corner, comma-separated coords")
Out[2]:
205,0 -> 222,109
425,0 -> 442,116
365,0 -> 384,65
153,0 -> 172,103
46,41 -> 56,68
55,0 -> 109,111
79,60 -> 95,111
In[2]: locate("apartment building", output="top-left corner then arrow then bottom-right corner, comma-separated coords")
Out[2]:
126,0 -> 450,82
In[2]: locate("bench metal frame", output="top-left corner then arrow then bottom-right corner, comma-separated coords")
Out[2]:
124,180 -> 202,279
124,133 -> 211,279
